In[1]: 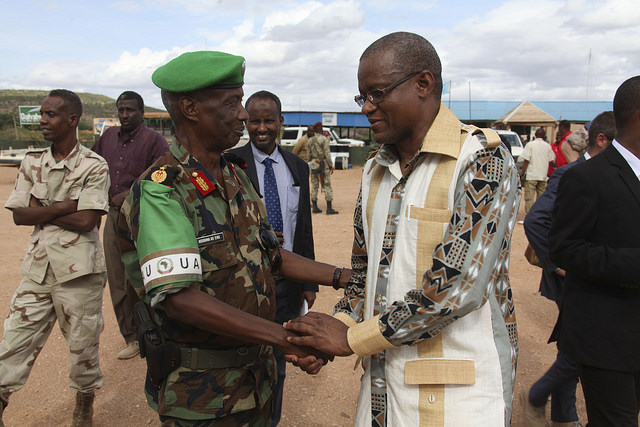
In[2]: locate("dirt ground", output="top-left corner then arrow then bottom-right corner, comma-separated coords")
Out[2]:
0,164 -> 586,426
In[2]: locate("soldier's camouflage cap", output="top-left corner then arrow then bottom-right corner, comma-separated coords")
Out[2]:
152,51 -> 246,92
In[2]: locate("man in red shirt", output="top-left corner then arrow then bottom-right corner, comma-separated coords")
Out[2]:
550,120 -> 571,176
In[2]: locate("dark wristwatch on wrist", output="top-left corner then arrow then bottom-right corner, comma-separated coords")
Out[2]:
332,267 -> 344,290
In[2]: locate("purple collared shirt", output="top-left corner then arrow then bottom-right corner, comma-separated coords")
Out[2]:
91,122 -> 169,199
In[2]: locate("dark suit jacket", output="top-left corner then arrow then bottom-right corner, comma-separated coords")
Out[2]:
549,144 -> 640,371
229,143 -> 317,318
524,156 -> 585,304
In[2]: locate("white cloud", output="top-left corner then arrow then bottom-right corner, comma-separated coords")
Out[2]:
436,0 -> 639,102
2,0 -> 637,112
156,0 -> 253,14
114,1 -> 141,12
263,0 -> 365,41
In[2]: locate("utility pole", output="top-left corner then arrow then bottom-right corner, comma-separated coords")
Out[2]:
12,115 -> 19,140
586,48 -> 592,100
468,82 -> 472,122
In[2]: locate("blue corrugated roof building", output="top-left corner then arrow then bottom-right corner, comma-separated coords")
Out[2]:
282,100 -> 612,127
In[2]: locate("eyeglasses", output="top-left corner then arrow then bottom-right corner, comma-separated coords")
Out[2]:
354,71 -> 422,107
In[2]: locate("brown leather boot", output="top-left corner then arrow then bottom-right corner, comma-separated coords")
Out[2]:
71,391 -> 94,427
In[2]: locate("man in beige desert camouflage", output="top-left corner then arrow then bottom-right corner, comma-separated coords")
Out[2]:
0,89 -> 109,427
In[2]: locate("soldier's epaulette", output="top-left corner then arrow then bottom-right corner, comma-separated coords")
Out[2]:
24,147 -> 48,157
222,152 -> 248,169
144,165 -> 179,187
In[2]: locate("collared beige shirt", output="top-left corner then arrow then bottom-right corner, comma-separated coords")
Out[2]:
5,143 -> 110,284
522,137 -> 555,181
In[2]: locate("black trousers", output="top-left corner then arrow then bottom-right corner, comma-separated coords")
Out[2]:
530,350 -> 579,422
579,363 -> 640,426
271,278 -> 300,427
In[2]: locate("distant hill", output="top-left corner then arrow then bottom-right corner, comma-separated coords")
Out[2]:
0,89 -> 164,130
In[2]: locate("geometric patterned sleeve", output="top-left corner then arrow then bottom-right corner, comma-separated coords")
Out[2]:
333,188 -> 367,326
348,145 -> 519,354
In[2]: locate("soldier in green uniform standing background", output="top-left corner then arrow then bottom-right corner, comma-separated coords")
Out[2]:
118,51 -> 352,426
0,89 -> 110,427
308,122 -> 338,214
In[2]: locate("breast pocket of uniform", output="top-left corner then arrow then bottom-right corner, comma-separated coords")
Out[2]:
198,233 -> 238,271
58,229 -> 91,247
199,238 -> 242,306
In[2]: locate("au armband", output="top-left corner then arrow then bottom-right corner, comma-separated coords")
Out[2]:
140,249 -> 203,292
137,179 -> 203,293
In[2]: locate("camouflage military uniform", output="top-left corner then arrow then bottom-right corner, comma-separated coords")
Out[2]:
308,133 -> 334,202
0,143 -> 109,402
292,134 -> 310,162
119,142 -> 278,425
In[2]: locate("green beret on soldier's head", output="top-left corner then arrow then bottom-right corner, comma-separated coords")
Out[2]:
152,51 -> 246,92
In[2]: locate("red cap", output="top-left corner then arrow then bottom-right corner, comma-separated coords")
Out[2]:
313,121 -> 322,127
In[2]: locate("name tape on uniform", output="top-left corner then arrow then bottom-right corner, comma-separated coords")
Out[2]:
197,232 -> 224,246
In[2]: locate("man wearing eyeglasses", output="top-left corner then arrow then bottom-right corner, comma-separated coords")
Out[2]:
286,32 -> 520,426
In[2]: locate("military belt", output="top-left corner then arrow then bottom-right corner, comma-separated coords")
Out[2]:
180,345 -> 262,370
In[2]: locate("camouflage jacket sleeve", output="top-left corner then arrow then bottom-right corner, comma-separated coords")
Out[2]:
321,135 -> 332,166
120,170 -> 202,306
76,153 -> 110,213
4,152 -> 37,209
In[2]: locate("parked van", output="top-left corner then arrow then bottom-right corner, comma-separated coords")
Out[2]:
280,126 -> 364,168
496,129 -> 524,160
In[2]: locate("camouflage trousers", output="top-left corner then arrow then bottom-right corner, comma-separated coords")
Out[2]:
0,265 -> 105,399
310,169 -> 333,202
159,396 -> 272,427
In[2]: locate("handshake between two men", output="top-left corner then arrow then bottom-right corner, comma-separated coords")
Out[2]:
282,311 -> 354,374
272,250 -> 356,375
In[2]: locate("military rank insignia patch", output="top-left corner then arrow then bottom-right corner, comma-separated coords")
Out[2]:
151,167 -> 167,183
145,165 -> 179,187
190,170 -> 215,196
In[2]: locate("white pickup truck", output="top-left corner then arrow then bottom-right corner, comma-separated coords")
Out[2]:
280,126 -> 364,168
0,148 -> 30,165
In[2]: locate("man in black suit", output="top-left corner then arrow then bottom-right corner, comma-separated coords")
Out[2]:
521,111 -> 615,427
229,90 -> 317,426
550,76 -> 640,426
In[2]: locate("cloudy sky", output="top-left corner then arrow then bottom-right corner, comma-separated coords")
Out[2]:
1,0 -> 638,112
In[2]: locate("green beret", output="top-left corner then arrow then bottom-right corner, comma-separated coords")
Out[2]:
152,51 -> 245,92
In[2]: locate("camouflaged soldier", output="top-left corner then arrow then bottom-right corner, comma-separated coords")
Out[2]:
118,51 -> 351,426
308,122 -> 338,215
0,89 -> 109,427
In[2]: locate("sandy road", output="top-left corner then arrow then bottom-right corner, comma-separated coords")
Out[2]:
0,164 -> 586,426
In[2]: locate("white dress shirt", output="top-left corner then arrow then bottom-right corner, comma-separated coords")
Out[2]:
613,139 -> 640,182
251,143 -> 299,251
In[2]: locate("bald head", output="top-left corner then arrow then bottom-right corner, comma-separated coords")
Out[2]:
360,32 -> 443,98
